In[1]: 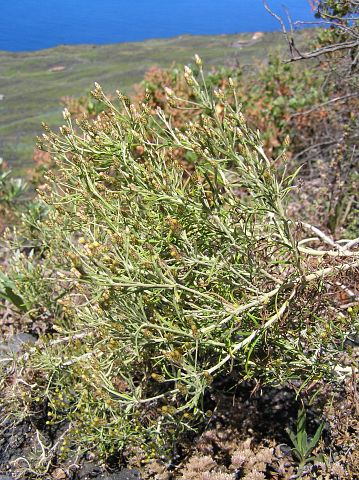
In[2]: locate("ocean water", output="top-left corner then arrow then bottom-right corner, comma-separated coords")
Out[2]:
0,0 -> 315,52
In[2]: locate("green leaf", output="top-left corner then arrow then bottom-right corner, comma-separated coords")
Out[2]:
0,271 -> 27,312
308,421 -> 325,453
286,427 -> 299,450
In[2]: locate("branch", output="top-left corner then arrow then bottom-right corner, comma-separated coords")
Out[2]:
300,222 -> 338,248
203,259 -> 359,332
286,40 -> 359,63
292,141 -> 337,161
263,1 -> 359,62
263,1 -> 299,58
207,288 -> 296,375
291,93 -> 359,117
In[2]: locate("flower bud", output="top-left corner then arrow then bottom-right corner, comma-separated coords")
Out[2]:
164,86 -> 174,98
194,54 -> 202,66
62,108 -> 71,120
214,89 -> 224,99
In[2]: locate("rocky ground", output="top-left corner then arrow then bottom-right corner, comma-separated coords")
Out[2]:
0,326 -> 358,479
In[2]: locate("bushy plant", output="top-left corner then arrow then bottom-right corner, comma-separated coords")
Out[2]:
2,61 -> 358,466
131,57 -> 358,235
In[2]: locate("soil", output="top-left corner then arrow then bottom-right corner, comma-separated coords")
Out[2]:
0,409 -> 141,479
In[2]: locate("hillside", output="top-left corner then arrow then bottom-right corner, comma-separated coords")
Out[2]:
0,32 -> 287,173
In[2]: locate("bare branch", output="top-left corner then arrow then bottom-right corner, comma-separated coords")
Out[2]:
291,93 -> 359,117
300,222 -> 338,248
262,1 -> 299,57
263,1 -> 359,62
292,141 -> 337,161
286,40 -> 359,63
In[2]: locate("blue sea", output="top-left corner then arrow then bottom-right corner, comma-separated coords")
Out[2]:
1,0 -> 315,52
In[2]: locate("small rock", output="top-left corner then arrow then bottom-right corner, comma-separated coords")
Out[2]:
113,470 -> 141,480
92,470 -> 141,480
52,467 -> 67,479
77,461 -> 102,479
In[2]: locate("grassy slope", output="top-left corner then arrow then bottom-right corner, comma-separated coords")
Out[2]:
0,32 -> 284,172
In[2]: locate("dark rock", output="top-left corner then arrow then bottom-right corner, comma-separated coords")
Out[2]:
0,418 -> 32,465
77,462 -> 102,479
280,444 -> 292,456
108,471 -> 141,480
90,470 -> 141,480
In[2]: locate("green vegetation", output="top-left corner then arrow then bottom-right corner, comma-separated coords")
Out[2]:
286,408 -> 325,471
0,2 -> 358,478
8,64 -> 354,455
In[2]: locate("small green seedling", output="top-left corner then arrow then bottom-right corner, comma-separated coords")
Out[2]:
286,407 -> 325,471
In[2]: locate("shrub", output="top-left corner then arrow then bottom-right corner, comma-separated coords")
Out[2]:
131,57 -> 358,235
2,61 -> 358,465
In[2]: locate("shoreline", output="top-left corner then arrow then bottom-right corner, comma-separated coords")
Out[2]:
1,31 -> 264,55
